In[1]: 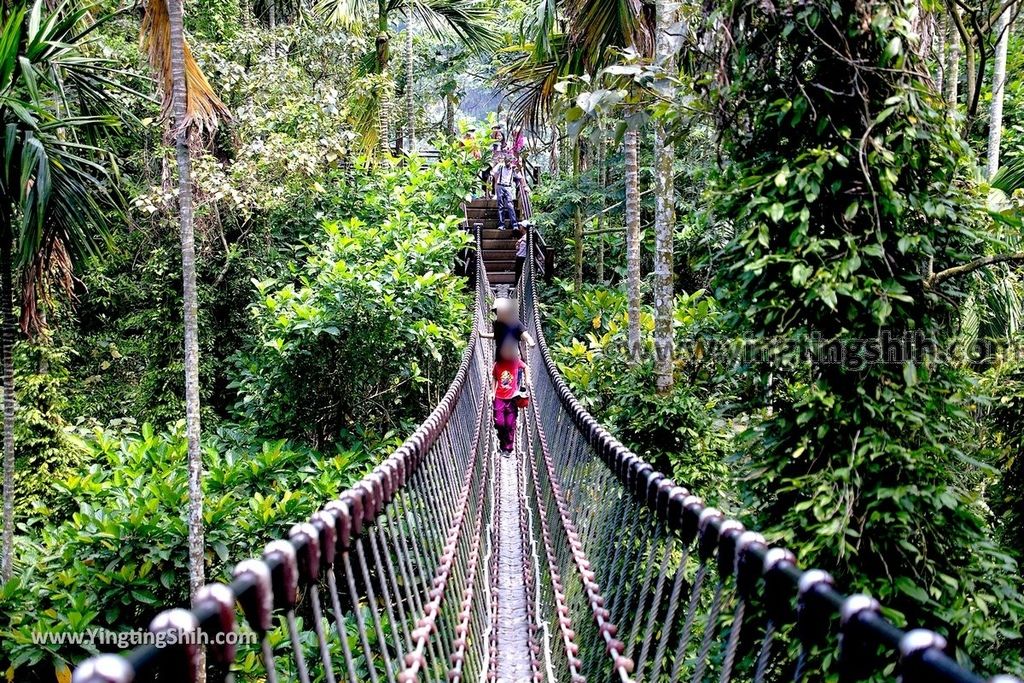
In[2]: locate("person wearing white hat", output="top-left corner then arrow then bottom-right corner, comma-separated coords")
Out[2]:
481,297 -> 535,359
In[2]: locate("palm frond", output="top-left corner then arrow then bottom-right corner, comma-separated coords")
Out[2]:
397,0 -> 498,53
0,0 -> 124,337
140,0 -> 230,136
992,154 -> 1024,193
500,0 -> 652,130
530,0 -> 557,60
18,147 -> 113,335
347,73 -> 395,157
500,36 -> 586,131
315,0 -> 367,30
561,0 -> 653,70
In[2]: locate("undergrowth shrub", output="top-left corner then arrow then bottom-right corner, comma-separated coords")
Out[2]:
0,421 -> 374,678
232,213 -> 471,448
542,281 -> 735,505
230,152 -> 476,449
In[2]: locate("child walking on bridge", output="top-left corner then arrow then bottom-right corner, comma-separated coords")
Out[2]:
493,343 -> 529,455
485,297 -> 534,454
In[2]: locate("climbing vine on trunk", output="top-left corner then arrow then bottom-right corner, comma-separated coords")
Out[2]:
704,0 -> 1024,667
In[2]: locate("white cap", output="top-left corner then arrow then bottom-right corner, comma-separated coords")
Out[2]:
492,297 -> 514,314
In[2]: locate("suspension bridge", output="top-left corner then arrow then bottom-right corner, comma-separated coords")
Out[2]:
72,186 -> 1021,683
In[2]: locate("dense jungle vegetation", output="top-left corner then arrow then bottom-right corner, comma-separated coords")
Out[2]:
0,0 -> 1022,679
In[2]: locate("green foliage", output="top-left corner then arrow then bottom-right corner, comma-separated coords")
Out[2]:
12,343 -> 80,521
0,0 -> 127,335
231,156 -> 475,448
543,281 -> 735,504
0,4 -> 488,676
705,0 -> 1024,671
0,421 -> 372,677
981,362 -> 1024,558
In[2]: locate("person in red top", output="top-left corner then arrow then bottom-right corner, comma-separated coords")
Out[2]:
493,346 -> 529,455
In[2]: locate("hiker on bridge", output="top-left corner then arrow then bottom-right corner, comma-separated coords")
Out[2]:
481,297 -> 535,359
493,153 -> 520,230
492,341 -> 529,455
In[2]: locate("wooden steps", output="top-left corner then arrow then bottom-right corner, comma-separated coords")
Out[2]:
462,198 -> 520,286
482,238 -> 517,250
459,195 -> 545,286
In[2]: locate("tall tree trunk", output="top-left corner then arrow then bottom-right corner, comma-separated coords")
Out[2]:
944,10 -> 960,111
167,0 -> 205,675
933,10 -> 946,90
444,96 -> 455,138
405,2 -> 414,152
597,129 -> 606,283
376,0 -> 392,155
549,123 -> 560,177
268,0 -> 276,59
987,4 -> 1013,178
0,232 -> 14,582
379,83 -> 393,155
964,33 -> 977,120
574,205 -> 584,289
653,0 -> 678,393
625,126 -> 641,362
573,142 -> 583,289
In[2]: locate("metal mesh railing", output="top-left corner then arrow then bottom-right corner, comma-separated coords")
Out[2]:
518,221 -> 1019,683
73,231 -> 498,683
70,200 -> 1023,683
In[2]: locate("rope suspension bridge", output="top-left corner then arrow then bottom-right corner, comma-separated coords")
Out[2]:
73,186 -> 1021,683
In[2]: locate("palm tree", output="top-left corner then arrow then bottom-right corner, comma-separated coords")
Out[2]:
140,0 -> 229,642
502,0 -> 652,359
0,0 -> 125,581
323,0 -> 496,153
652,0 -> 677,392
167,0 -> 205,619
987,3 -> 1013,178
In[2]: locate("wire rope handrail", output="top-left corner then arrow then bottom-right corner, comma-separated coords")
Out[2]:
69,181 -> 1024,683
515,177 -> 1020,683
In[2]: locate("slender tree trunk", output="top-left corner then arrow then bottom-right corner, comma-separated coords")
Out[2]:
444,97 -> 455,138
944,11 -> 960,111
574,206 -> 584,289
0,232 -> 14,582
597,130 -> 606,283
167,0 -> 205,676
573,142 -> 583,289
933,10 -> 946,90
405,2 -> 415,152
625,126 -> 641,362
988,4 -> 1013,178
379,83 -> 393,155
376,0 -> 392,155
549,123 -> 560,177
964,34 -> 977,120
268,0 -> 276,59
653,0 -> 678,393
